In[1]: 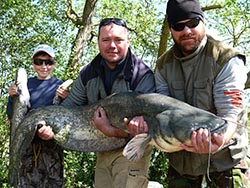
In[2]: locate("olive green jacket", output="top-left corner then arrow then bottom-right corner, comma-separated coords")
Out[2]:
155,35 -> 248,175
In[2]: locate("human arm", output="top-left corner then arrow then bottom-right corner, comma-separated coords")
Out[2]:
93,107 -> 129,137
60,75 -> 88,107
155,68 -> 170,96
182,56 -> 247,154
37,125 -> 54,140
6,84 -> 18,120
93,107 -> 148,138
55,80 -> 72,100
93,72 -> 155,138
8,84 -> 18,96
7,84 -> 55,140
55,87 -> 69,101
122,72 -> 155,136
133,72 -> 156,93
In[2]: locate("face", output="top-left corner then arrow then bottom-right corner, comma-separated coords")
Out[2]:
98,23 -> 130,69
32,53 -> 55,80
171,18 -> 206,56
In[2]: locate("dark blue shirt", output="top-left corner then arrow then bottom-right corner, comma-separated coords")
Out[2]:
7,76 -> 63,119
101,58 -> 125,95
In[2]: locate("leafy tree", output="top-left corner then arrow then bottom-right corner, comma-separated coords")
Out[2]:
206,0 -> 250,50
0,0 -> 249,187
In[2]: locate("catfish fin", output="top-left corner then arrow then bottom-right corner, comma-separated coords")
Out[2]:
53,79 -> 73,105
123,133 -> 151,162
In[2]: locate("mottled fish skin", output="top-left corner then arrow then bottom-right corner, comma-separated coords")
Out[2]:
11,93 -> 228,168
9,68 -> 30,187
9,69 -> 229,186
10,68 -> 30,145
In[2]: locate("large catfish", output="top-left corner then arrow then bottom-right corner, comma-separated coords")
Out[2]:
9,68 -> 229,186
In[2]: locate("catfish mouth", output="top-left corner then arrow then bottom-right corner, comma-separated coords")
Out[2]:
205,119 -> 228,134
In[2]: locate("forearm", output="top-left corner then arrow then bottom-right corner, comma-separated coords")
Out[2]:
214,57 -> 247,120
222,120 -> 237,144
95,123 -> 129,138
214,57 -> 247,143
135,72 -> 156,93
93,107 -> 129,138
155,68 -> 170,96
6,97 -> 13,120
111,127 -> 129,138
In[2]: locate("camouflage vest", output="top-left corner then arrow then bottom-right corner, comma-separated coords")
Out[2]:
157,35 -> 248,176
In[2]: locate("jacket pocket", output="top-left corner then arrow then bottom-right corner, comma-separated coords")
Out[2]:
171,81 -> 185,101
193,78 -> 214,111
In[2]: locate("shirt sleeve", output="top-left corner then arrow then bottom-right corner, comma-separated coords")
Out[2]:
61,74 -> 88,107
134,72 -> 156,93
213,56 -> 247,120
6,97 -> 13,120
154,68 -> 170,96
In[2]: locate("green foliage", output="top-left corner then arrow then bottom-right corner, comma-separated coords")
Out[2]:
0,0 -> 249,187
248,107 -> 250,144
64,151 -> 96,188
204,0 -> 250,55
0,126 -> 9,186
0,98 -> 10,186
148,150 -> 169,187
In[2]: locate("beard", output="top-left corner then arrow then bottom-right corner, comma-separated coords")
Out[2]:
174,32 -> 205,56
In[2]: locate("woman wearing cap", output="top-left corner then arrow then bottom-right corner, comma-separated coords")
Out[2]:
7,44 -> 69,187
154,0 -> 248,187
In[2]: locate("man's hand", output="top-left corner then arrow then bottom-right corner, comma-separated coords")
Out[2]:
8,84 -> 18,96
93,107 -> 128,138
56,86 -> 69,100
93,106 -> 113,136
37,125 -> 54,140
124,116 -> 148,136
181,128 -> 225,154
181,121 -> 236,154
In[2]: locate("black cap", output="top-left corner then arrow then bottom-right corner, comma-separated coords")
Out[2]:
167,0 -> 204,26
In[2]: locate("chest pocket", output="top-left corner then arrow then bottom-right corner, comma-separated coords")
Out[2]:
193,78 -> 215,112
171,78 -> 215,113
171,81 -> 185,102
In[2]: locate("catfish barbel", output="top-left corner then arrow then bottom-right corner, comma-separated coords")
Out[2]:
9,68 -> 229,187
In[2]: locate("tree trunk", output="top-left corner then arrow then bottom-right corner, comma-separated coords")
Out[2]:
65,0 -> 98,79
157,14 -> 170,58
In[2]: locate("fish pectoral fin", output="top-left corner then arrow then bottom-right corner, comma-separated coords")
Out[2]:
122,133 -> 151,162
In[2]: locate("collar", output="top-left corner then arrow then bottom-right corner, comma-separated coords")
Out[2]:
92,48 -> 134,81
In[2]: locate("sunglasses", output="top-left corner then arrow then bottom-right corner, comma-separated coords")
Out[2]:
33,58 -> 55,66
99,18 -> 127,31
171,17 -> 201,32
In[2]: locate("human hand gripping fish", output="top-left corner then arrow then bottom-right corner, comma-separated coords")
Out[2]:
10,68 -> 234,187
93,106 -> 148,138
53,79 -> 73,104
124,116 -> 148,137
93,106 -> 129,138
36,122 -> 55,140
37,79 -> 73,140
181,119 -> 237,154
